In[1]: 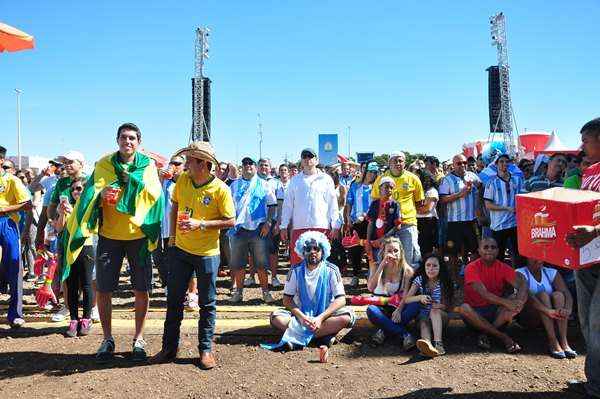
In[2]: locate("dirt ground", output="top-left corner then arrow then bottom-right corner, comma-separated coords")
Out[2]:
0,265 -> 589,399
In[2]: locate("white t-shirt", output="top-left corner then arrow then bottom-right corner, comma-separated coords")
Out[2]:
283,262 -> 345,308
416,187 -> 439,219
161,179 -> 176,238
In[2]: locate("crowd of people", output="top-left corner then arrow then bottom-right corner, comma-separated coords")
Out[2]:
1,118 -> 599,397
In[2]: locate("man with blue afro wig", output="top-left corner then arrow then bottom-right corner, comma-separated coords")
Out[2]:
263,231 -> 355,354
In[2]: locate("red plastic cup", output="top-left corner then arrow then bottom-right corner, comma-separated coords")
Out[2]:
105,187 -> 121,206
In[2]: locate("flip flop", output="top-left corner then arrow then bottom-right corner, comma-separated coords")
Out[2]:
505,341 -> 522,354
477,334 -> 492,350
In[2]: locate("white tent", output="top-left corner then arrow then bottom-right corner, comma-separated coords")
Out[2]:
536,131 -> 579,156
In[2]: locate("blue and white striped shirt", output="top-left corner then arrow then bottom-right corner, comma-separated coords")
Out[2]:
483,174 -> 524,231
438,171 -> 480,222
346,181 -> 372,224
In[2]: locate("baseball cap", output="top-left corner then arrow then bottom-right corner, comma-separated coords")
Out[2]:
389,151 -> 405,160
379,176 -> 396,187
366,162 -> 379,173
59,150 -> 85,165
301,148 -> 317,158
241,156 -> 256,165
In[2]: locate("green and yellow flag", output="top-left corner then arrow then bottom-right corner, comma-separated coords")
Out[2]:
60,152 -> 164,281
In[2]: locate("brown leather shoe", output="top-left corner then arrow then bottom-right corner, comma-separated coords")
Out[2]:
148,349 -> 178,364
199,351 -> 216,370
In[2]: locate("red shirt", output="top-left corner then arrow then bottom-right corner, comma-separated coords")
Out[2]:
464,258 -> 516,307
582,162 -> 600,192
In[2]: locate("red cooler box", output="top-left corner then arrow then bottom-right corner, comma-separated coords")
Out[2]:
516,187 -> 600,269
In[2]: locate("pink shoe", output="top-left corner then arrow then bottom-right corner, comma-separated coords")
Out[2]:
66,320 -> 78,338
79,319 -> 92,336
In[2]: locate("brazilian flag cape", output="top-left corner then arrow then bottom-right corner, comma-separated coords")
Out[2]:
60,152 -> 164,282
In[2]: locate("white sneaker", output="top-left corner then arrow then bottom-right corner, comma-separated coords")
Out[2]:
186,293 -> 200,311
244,275 -> 256,287
51,306 -> 68,322
229,290 -> 243,303
271,275 -> 282,288
90,306 -> 100,323
262,291 -> 275,304
372,329 -> 385,345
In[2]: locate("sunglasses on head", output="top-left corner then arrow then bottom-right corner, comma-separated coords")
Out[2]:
303,244 -> 321,252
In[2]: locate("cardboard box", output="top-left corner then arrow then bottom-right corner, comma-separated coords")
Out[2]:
516,187 -> 600,269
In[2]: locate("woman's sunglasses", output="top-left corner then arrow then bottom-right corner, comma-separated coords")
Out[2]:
72,186 -> 83,192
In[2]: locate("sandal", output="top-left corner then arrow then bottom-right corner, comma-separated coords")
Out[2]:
505,341 -> 522,354
477,334 -> 492,350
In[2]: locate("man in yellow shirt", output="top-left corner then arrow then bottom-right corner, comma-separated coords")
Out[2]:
0,145 -> 32,328
371,151 -> 425,268
92,123 -> 164,362
150,141 -> 234,370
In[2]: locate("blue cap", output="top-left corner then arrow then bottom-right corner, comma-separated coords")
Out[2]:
366,162 -> 379,172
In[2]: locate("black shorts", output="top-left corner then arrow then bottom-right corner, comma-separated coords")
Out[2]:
95,235 -> 152,293
445,220 -> 478,256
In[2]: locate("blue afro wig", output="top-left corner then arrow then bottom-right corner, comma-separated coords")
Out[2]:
294,231 -> 331,261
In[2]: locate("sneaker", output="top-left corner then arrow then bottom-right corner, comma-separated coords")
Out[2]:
402,333 -> 416,351
244,275 -> 256,287
271,275 -> 282,288
90,306 -> 100,323
9,318 -> 26,329
416,339 -> 439,357
66,320 -> 79,338
79,319 -> 92,336
350,276 -> 360,288
24,271 -> 36,282
372,329 -> 385,345
186,293 -> 200,311
229,290 -> 243,303
132,338 -> 148,361
43,302 -> 54,311
51,306 -> 69,322
96,338 -> 115,362
36,275 -> 46,285
434,341 -> 446,356
262,291 -> 275,304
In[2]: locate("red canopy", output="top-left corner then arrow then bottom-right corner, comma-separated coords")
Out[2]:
0,22 -> 34,53
141,149 -> 168,169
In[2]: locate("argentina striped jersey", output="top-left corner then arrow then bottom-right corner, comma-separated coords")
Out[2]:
483,174 -> 524,231
438,171 -> 480,222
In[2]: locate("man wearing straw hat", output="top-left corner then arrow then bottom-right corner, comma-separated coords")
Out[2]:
150,141 -> 235,370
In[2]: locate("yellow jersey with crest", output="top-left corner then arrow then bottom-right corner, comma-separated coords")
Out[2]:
0,171 -> 31,223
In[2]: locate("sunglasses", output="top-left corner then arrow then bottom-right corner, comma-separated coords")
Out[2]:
72,186 -> 83,192
2,165 -> 12,170
170,162 -> 183,166
301,153 -> 315,159
242,161 -> 255,166
456,161 -> 468,166
303,244 -> 321,253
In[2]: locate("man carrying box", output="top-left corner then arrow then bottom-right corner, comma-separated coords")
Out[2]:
567,118 -> 600,399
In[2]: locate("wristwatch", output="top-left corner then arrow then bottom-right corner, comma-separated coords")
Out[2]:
199,220 -> 207,231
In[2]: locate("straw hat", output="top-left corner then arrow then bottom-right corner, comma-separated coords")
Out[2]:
175,141 -> 219,165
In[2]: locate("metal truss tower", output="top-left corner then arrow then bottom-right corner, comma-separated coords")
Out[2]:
191,27 -> 211,142
489,12 -> 517,157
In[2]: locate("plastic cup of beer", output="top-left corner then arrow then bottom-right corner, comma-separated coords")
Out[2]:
105,187 -> 121,206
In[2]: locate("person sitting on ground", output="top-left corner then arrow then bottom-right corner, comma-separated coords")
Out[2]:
53,176 -> 95,338
516,258 -> 577,359
458,237 -> 528,353
265,231 -> 355,353
365,237 -> 417,350
365,177 -> 402,274
404,254 -> 454,357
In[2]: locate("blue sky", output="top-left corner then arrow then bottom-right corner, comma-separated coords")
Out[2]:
2,1 -> 599,166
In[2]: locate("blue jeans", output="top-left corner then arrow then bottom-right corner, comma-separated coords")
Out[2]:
366,302 -> 420,338
576,265 -> 600,397
395,225 -> 421,270
0,217 -> 23,322
162,247 -> 219,353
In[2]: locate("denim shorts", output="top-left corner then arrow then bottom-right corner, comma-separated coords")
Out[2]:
95,235 -> 152,293
229,227 -> 270,270
473,304 -> 499,323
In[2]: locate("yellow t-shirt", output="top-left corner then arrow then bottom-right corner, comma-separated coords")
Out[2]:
173,173 -> 235,257
0,171 -> 31,223
371,170 -> 425,225
98,161 -> 145,241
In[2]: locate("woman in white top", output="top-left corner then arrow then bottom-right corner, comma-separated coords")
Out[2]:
365,237 -> 419,350
416,169 -> 439,256
517,258 -> 577,359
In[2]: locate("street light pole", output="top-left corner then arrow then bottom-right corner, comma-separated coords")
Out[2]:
15,89 -> 22,169
257,113 -> 263,160
347,125 -> 351,158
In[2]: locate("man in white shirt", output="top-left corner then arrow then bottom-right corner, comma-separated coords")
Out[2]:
280,148 -> 341,266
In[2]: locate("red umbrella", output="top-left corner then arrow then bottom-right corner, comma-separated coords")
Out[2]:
0,22 -> 35,53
